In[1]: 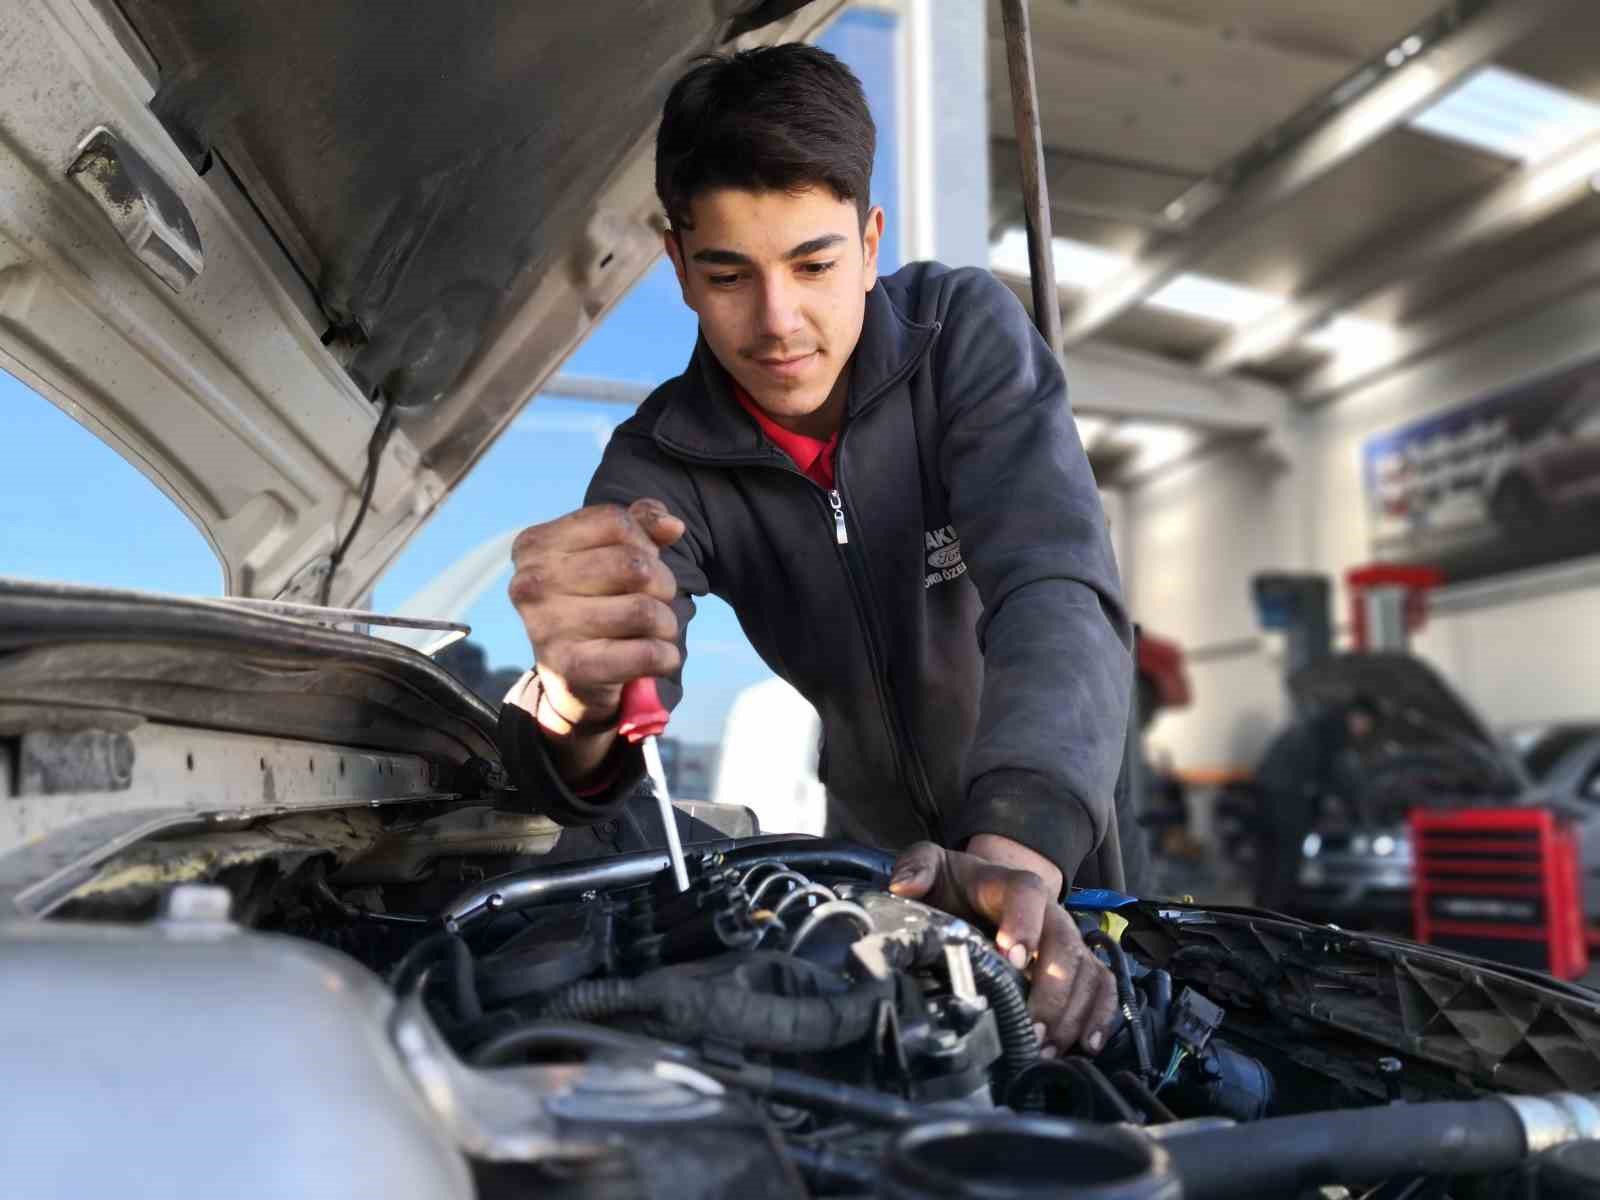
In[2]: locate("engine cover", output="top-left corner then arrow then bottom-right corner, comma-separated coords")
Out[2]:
0,901 -> 472,1200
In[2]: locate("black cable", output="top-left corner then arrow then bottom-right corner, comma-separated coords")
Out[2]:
469,1019 -> 932,1128
313,878 -> 430,927
1005,1057 -> 1140,1124
705,1060 -> 929,1128
966,940 -> 1040,1085
319,393 -> 398,607
470,1019 -> 695,1067
1109,1069 -> 1177,1125
782,1141 -> 877,1194
1084,929 -> 1153,1082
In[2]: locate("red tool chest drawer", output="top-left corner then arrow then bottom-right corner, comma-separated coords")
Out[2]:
1409,808 -> 1587,980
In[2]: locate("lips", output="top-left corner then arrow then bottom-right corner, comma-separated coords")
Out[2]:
754,350 -> 818,378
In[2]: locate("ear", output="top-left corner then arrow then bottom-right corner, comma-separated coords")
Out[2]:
861,206 -> 885,292
662,229 -> 691,301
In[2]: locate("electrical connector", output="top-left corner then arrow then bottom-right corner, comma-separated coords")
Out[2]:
1171,986 -> 1225,1056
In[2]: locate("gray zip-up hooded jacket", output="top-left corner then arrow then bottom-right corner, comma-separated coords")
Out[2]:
499,261 -> 1136,890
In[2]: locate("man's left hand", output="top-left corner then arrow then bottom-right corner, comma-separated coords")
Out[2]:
888,839 -> 1119,1056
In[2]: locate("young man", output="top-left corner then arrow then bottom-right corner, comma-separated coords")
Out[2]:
501,45 -> 1134,1055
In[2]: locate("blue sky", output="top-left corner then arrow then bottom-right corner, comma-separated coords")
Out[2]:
1,7 -> 900,747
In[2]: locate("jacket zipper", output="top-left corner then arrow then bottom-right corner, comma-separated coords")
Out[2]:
824,461 -> 945,845
652,318 -> 947,840
828,489 -> 848,544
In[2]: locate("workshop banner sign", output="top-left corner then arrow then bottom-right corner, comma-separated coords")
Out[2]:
1363,355 -> 1600,584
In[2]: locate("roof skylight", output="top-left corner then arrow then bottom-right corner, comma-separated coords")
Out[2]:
989,232 -> 1282,326
1146,273 -> 1282,326
1407,65 -> 1600,162
989,229 -> 1127,290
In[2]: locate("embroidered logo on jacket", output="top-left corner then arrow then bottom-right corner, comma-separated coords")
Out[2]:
924,524 -> 967,588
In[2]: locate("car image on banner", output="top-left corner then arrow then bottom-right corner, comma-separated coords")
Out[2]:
1364,359 -> 1600,583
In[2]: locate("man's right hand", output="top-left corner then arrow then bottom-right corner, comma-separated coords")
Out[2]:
508,499 -> 686,776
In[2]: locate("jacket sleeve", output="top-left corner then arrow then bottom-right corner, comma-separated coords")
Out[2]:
497,423 -> 712,826
933,268 -> 1135,887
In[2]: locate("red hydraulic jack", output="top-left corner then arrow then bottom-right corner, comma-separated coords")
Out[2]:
1345,563 -> 1441,653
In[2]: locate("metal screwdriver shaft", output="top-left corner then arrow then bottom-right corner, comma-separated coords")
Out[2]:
618,677 -> 690,892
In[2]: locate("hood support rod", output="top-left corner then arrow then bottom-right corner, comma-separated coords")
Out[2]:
999,0 -> 1061,358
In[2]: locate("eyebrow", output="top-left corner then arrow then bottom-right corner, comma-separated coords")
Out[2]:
690,233 -> 848,267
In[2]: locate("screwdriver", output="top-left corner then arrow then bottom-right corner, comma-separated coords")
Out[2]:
618,677 -> 690,893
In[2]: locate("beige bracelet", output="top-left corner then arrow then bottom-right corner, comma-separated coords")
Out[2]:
531,673 -> 620,737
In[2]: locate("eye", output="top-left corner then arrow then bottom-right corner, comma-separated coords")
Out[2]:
798,260 -> 837,277
708,272 -> 742,287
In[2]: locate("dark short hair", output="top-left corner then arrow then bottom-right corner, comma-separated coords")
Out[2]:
655,44 -> 876,232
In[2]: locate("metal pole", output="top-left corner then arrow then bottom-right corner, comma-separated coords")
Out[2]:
999,0 -> 1062,356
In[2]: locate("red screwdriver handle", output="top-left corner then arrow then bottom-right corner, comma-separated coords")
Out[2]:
617,678 -> 669,744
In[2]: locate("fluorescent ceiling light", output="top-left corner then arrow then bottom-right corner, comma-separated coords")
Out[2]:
1408,65 -> 1600,162
1303,314 -> 1396,361
990,231 -> 1280,325
1146,273 -> 1282,325
992,230 -> 1434,342
989,229 -> 1129,290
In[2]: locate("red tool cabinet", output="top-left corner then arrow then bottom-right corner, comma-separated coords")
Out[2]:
1409,808 -> 1588,981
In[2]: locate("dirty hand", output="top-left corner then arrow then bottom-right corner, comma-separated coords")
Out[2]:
509,499 -> 685,728
889,840 -> 1119,1056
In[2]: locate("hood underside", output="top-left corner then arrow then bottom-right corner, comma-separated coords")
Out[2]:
0,0 -> 839,603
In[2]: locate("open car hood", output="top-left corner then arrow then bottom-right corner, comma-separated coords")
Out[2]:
0,0 -> 840,603
1290,651 -> 1501,752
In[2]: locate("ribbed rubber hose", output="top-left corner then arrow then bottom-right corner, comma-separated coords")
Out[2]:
967,941 -> 1039,1085
537,969 -> 889,1053
1084,929 -> 1152,1082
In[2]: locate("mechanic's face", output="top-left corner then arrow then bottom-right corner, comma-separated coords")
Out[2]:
665,186 -> 883,438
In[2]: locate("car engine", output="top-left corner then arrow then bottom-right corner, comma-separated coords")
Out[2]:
12,825 -> 1600,1200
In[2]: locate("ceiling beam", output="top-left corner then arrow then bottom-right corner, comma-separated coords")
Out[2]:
1067,340 -> 1285,433
1053,0 -> 1578,346
1298,224 -> 1600,401
995,272 -> 1285,433
1204,130 -> 1600,374
990,137 -> 1199,232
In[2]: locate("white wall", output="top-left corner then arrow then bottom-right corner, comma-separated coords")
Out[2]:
1126,281 -> 1600,771
1126,436 -> 1304,768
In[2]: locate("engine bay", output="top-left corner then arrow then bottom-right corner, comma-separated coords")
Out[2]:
38,829 -> 1592,1200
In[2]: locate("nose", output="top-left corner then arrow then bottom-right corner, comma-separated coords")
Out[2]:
756,273 -> 804,342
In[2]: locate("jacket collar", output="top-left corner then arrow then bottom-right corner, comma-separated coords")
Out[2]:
651,281 -> 940,466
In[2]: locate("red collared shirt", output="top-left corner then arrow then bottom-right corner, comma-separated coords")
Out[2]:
731,383 -> 838,489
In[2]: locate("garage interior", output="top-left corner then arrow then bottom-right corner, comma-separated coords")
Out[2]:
978,0 -> 1600,971
15,0 -> 1600,1188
